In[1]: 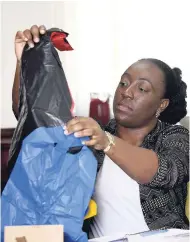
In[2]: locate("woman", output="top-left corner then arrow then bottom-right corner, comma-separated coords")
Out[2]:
13,25 -> 189,238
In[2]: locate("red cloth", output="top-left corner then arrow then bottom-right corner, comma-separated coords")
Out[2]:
50,32 -> 73,51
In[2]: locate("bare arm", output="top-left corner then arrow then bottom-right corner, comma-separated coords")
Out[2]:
65,117 -> 158,184
12,61 -> 21,119
102,128 -> 188,187
105,136 -> 158,184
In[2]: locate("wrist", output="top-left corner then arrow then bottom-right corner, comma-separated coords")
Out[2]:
103,131 -> 115,153
102,131 -> 109,150
17,60 -> 21,66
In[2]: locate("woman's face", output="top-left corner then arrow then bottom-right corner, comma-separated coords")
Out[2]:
113,60 -> 169,128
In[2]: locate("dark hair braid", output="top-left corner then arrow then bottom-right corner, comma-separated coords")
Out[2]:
141,58 -> 187,124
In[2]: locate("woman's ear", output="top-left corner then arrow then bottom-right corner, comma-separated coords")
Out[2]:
159,99 -> 169,113
156,99 -> 169,118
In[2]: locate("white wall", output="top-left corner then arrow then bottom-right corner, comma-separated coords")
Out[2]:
1,1 -> 57,128
1,1 -> 190,128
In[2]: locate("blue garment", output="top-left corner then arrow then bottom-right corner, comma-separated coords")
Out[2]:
1,126 -> 97,242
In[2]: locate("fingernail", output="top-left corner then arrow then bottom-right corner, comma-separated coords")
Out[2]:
74,133 -> 79,137
34,38 -> 39,43
29,43 -> 34,48
64,130 -> 69,135
40,29 -> 45,34
24,38 -> 28,41
82,141 -> 85,145
63,125 -> 66,130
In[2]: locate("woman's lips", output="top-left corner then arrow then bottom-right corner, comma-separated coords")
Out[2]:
117,104 -> 133,112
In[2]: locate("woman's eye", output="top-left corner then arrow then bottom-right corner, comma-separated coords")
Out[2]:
139,87 -> 147,92
120,82 -> 129,87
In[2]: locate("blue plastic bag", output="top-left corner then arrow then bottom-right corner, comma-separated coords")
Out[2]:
1,126 -> 97,241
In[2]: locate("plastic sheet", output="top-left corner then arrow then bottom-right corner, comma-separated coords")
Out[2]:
1,28 -> 97,242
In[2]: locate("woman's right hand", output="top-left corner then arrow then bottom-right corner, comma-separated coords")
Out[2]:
15,25 -> 46,61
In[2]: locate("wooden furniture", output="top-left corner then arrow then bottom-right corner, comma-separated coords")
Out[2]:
1,128 -> 15,191
4,225 -> 63,242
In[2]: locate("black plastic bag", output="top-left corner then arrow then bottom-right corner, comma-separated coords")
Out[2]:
8,28 -> 74,174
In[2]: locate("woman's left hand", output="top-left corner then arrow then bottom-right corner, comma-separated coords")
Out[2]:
64,117 -> 109,150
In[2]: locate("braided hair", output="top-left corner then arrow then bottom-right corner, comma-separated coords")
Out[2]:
140,58 -> 187,125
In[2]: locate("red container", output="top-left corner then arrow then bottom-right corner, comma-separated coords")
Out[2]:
89,93 -> 110,126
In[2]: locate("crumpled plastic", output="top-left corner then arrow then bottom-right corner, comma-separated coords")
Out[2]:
1,28 -> 97,242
